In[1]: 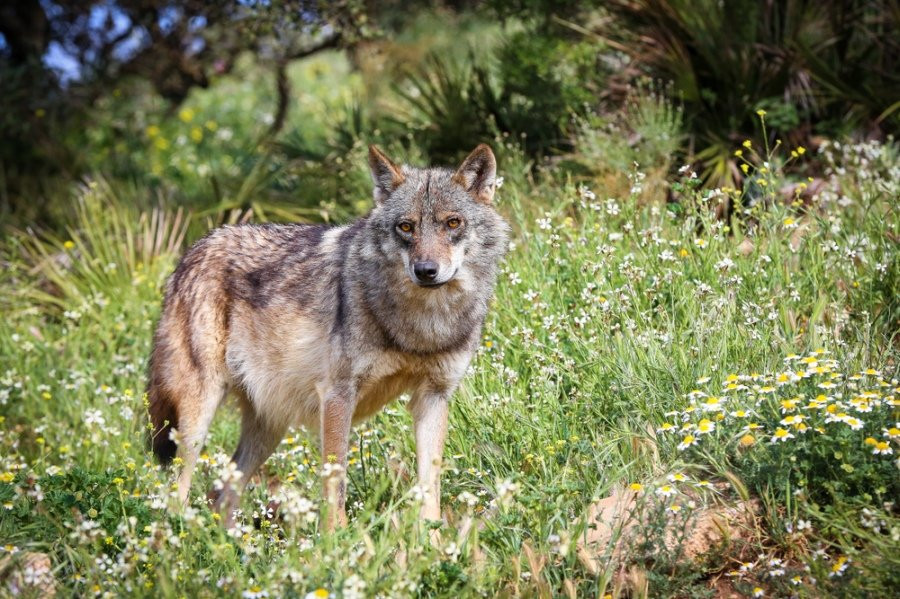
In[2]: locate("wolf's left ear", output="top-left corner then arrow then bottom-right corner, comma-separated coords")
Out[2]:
454,144 -> 497,204
368,145 -> 405,205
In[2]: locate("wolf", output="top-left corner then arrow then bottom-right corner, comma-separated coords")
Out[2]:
147,144 -> 508,527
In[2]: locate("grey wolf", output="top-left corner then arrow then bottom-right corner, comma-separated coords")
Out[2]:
147,144 -> 508,527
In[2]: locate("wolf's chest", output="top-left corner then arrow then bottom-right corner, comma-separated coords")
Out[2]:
225,319 -> 427,429
352,367 -> 418,423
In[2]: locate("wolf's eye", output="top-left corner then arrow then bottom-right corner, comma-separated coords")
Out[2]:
447,218 -> 461,229
397,222 -> 413,233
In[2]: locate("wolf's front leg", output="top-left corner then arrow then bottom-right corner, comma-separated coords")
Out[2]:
319,384 -> 354,530
408,388 -> 450,524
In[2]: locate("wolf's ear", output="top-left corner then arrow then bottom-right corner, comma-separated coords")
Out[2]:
368,145 -> 405,205
454,144 -> 497,203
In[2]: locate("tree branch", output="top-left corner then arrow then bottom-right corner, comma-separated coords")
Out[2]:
264,30 -> 344,140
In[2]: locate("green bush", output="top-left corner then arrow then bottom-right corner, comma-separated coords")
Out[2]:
392,26 -> 605,163
601,0 -> 900,183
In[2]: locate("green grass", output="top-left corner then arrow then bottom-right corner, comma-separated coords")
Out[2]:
1,130 -> 898,598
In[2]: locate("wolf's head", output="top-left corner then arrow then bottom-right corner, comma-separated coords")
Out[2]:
366,144 -> 508,290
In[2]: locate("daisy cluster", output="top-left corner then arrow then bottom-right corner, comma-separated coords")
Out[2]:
657,350 -> 898,460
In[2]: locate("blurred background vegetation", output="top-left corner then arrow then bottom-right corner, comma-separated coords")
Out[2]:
1,0 -> 897,230
1,5 -> 898,595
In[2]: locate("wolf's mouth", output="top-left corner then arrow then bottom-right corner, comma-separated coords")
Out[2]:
413,268 -> 457,288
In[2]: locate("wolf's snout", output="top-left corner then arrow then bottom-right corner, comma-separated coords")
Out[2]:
413,260 -> 440,283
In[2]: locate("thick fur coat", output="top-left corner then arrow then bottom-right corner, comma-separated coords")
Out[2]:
147,144 -> 508,525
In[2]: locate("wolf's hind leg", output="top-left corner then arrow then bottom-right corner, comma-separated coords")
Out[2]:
213,393 -> 286,523
175,382 -> 228,505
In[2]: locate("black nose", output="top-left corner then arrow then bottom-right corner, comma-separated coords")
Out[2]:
413,260 -> 439,282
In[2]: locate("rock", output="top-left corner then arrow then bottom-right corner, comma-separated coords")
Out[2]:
576,485 -> 759,580
576,486 -> 639,575
0,551 -> 56,597
679,500 -> 758,561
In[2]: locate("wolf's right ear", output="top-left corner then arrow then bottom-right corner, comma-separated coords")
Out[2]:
368,145 -> 405,205
454,144 -> 497,204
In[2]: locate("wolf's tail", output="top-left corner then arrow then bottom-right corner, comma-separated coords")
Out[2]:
147,380 -> 179,466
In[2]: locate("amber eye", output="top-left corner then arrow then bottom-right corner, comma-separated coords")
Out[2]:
397,222 -> 413,233
447,218 -> 461,229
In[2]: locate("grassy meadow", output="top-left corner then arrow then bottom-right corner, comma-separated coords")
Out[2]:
1,11 -> 899,599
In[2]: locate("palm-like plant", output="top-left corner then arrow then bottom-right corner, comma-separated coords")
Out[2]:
391,53 -> 501,163
603,0 -> 900,184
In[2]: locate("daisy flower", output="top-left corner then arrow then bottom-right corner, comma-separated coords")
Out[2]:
829,556 -> 849,577
701,396 -> 725,412
655,485 -> 677,498
780,414 -> 805,426
771,428 -> 795,443
696,418 -> 716,434
677,434 -> 698,451
873,441 -> 892,455
779,398 -> 799,413
842,416 -> 864,431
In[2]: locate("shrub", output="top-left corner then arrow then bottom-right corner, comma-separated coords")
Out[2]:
392,27 -> 605,163
601,0 -> 900,184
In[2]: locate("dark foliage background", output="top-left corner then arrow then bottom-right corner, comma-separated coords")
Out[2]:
1,0 -> 897,227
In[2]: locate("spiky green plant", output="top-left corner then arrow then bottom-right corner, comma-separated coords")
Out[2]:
13,178 -> 188,316
601,0 -> 900,184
